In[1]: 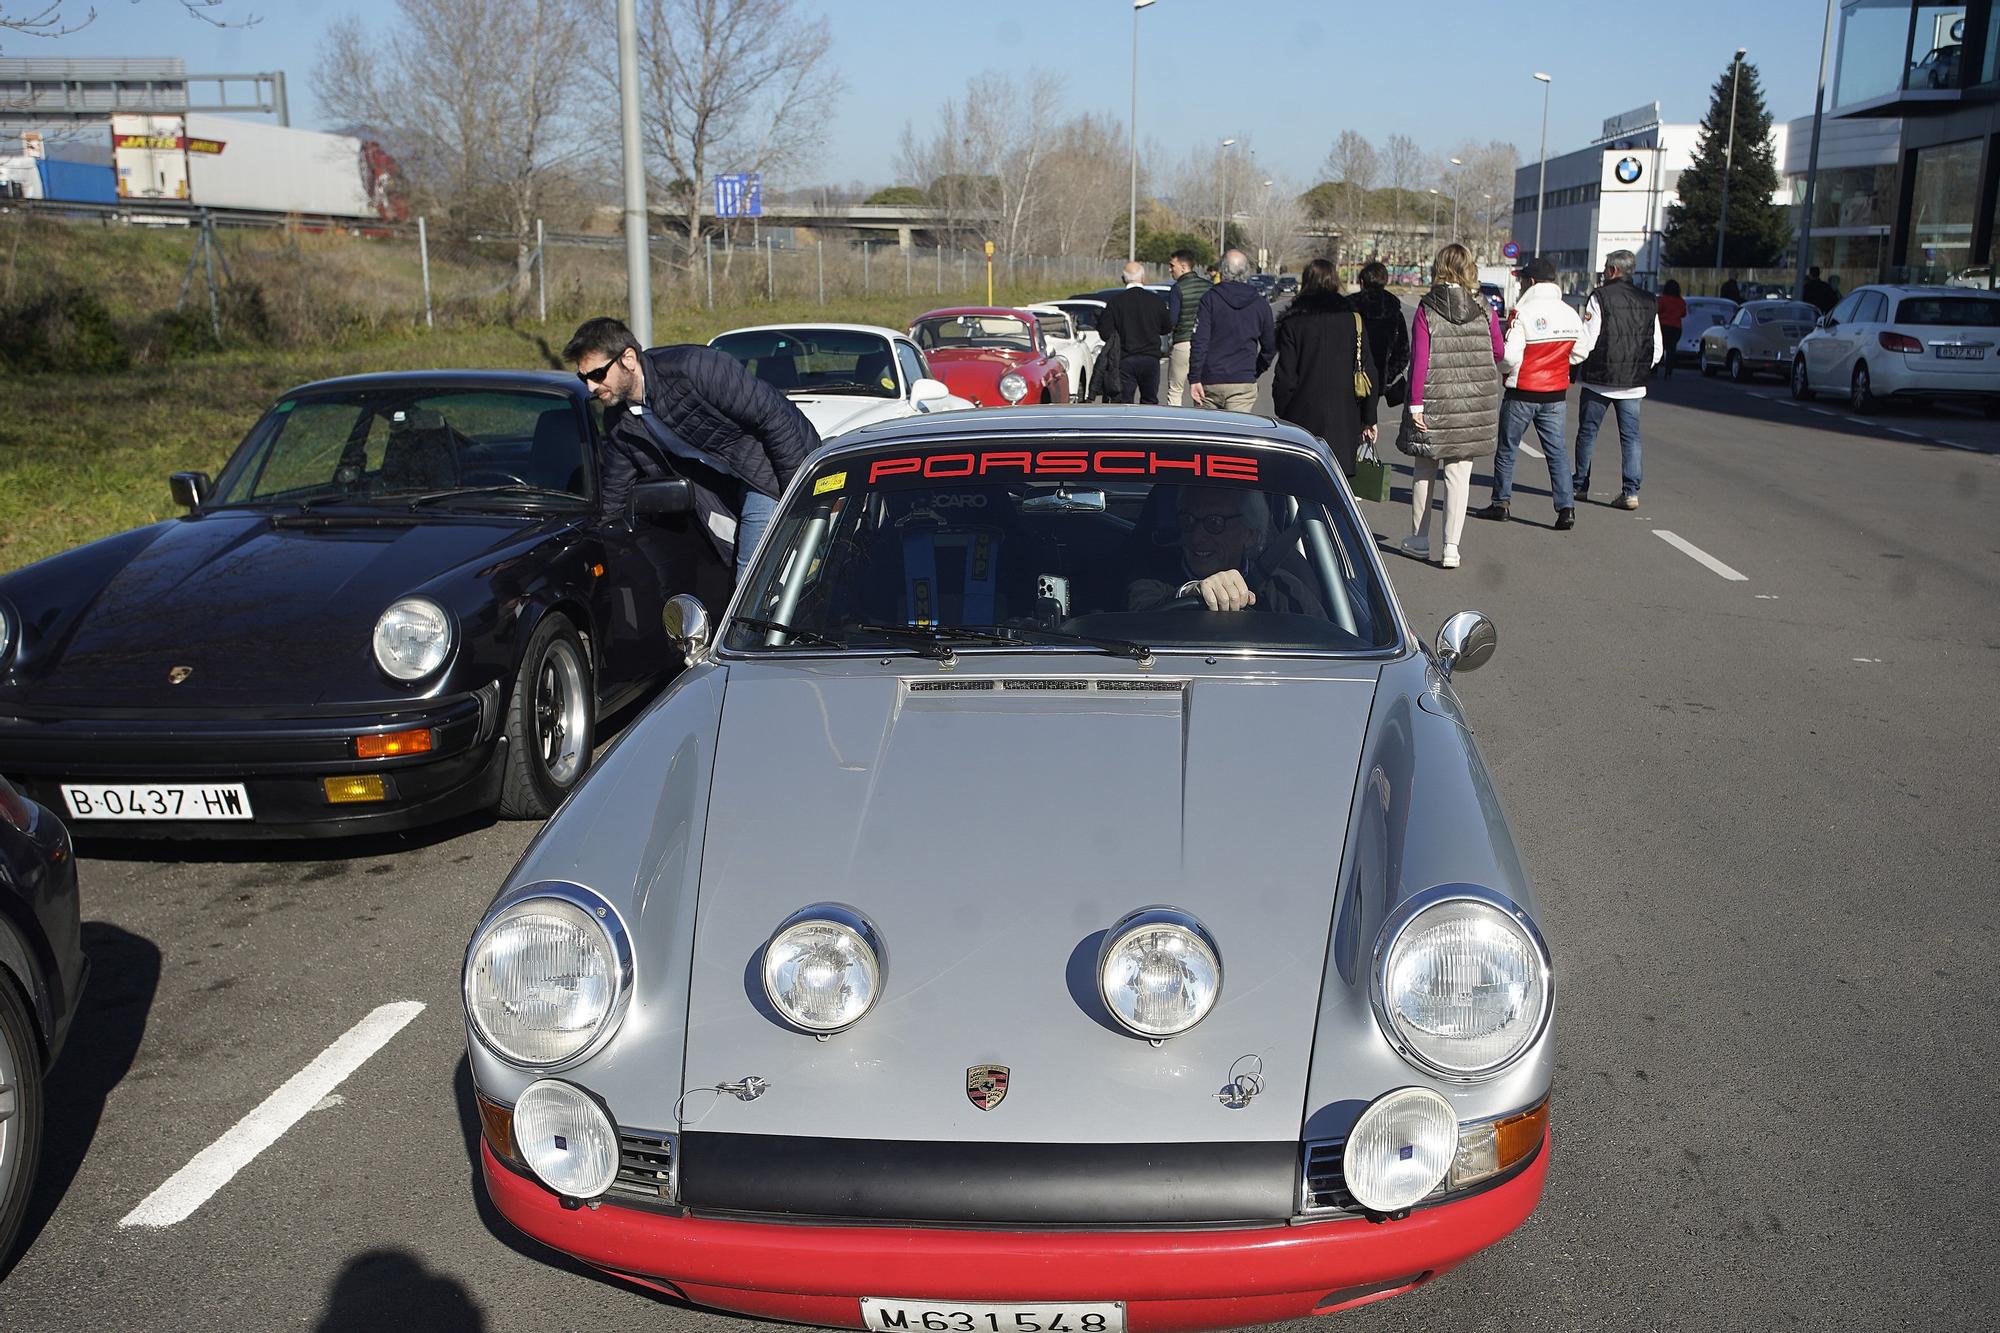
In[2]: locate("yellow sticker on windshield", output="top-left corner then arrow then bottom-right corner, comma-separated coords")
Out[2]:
881,376 -> 898,391
813,471 -> 847,495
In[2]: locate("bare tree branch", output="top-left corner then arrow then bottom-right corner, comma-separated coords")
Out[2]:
1,0 -> 255,38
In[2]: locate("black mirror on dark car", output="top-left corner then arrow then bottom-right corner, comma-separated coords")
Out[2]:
630,478 -> 694,516
169,471 -> 211,510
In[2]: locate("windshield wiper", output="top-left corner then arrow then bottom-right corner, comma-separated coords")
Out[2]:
731,616 -> 847,649
957,623 -> 1155,664
796,385 -> 892,397
406,485 -> 579,508
850,622 -> 1012,662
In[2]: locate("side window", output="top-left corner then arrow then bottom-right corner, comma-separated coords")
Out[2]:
1860,292 -> 1890,324
894,340 -> 928,390
1829,292 -> 1864,324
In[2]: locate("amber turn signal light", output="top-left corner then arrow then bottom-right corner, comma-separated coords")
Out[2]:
355,728 -> 433,759
1493,1097 -> 1549,1171
322,775 -> 387,804
476,1093 -> 521,1167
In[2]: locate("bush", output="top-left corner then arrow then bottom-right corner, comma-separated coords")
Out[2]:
0,286 -> 130,373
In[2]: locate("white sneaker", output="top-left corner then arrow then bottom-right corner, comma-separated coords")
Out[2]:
1438,544 -> 1462,569
1400,534 -> 1430,558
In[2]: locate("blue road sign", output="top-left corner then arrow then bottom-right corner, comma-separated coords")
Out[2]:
714,172 -> 763,219
1502,240 -> 1521,260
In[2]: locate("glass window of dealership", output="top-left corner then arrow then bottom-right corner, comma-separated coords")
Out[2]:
1829,1 -> 2000,285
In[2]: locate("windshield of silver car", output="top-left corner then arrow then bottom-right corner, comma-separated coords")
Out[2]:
711,329 -> 900,398
723,441 -> 1399,655
211,389 -> 591,505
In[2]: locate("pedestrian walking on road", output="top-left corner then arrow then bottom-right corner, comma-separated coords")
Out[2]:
565,316 -> 820,580
1350,261 -> 1412,407
1164,248 -> 1212,406
1570,249 -> 1662,510
1719,276 -> 1742,304
1189,250 -> 1276,412
1271,257 -> 1378,476
1655,279 -> 1687,380
1802,266 -> 1839,314
1474,256 -> 1583,529
1098,261 -> 1172,404
1396,243 -> 1503,571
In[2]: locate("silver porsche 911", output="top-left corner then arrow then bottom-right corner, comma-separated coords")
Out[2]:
462,407 -> 1554,1331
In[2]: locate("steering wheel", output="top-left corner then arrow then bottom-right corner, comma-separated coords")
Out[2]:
1155,594 -> 1209,612
460,469 -> 532,487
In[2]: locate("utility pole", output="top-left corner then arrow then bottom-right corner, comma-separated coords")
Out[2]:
1217,137 -> 1237,259
1795,3 -> 1836,299
1533,72 -> 1552,257
1128,0 -> 1156,261
1449,156 -> 1463,243
616,0 -> 651,345
1716,47 -> 1748,271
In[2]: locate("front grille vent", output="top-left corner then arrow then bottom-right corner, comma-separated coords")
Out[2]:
908,679 -> 996,692
610,1129 -> 677,1203
999,678 -> 1088,691
1301,1138 -> 1356,1214
907,678 -> 1186,694
1095,679 -> 1186,692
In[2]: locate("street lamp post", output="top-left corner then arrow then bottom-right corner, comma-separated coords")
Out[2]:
1127,0 -> 1156,262
1533,72 -> 1552,258
1217,136 -> 1237,259
1715,47 -> 1748,270
1449,155 -> 1463,243
1795,1 -> 1837,300
616,0 -> 651,345
1428,188 -> 1441,248
1481,192 -> 1494,266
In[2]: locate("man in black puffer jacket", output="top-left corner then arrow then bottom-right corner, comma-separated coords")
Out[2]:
565,317 -> 820,579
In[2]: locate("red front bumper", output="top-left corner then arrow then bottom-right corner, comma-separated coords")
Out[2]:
480,1131 -> 1550,1330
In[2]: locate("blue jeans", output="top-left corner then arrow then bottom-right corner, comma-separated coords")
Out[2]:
1572,391 -> 1642,497
735,489 -> 778,578
1492,397 -> 1573,509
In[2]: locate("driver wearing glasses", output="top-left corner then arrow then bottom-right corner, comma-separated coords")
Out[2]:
1127,486 -> 1325,616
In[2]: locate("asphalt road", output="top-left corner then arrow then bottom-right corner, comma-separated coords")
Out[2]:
4,357 -> 1997,1331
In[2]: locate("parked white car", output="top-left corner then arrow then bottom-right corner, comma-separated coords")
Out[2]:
1022,303 -> 1095,400
1790,285 -> 2000,413
1671,296 -> 1737,363
708,324 -> 973,437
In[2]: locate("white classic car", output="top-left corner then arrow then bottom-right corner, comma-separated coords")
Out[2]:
709,324 -> 973,437
1022,303 -> 1097,401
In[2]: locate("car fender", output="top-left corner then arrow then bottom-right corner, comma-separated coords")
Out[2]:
0,909 -> 52,1060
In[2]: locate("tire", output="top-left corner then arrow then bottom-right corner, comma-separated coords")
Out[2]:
1983,398 -> 2000,420
1790,357 -> 1811,400
1699,349 -> 1719,377
0,965 -> 44,1272
1727,351 -> 1748,383
1850,361 -> 1878,414
497,614 -> 595,819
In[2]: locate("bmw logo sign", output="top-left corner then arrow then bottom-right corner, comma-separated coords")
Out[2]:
1615,156 -> 1644,184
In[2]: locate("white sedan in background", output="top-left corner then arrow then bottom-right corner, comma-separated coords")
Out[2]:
1022,303 -> 1096,401
1671,296 -> 1737,363
708,323 -> 972,437
1791,285 -> 2000,413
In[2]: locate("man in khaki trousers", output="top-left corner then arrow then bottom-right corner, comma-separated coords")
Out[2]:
1188,251 -> 1275,413
1163,249 -> 1211,406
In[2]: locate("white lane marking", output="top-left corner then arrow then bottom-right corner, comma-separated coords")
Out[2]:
120,1001 -> 425,1228
1852,657 -> 1883,663
1933,438 -> 1981,452
1520,441 -> 1545,458
1887,427 -> 1928,439
1808,407 -> 1840,417
1654,530 -> 1749,582
1756,594 -> 1781,600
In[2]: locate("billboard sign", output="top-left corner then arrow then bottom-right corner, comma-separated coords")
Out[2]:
714,172 -> 762,218
1598,101 -> 1661,144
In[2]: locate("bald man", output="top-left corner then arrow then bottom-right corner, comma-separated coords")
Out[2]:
1098,260 -> 1172,404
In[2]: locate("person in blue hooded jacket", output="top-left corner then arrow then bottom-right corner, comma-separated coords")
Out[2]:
1188,250 -> 1277,412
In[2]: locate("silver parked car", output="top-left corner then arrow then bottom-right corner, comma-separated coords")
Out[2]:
1698,300 -> 1820,382
462,408 -> 1554,1331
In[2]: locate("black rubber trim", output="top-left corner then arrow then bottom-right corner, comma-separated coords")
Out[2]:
678,1133 -> 1300,1225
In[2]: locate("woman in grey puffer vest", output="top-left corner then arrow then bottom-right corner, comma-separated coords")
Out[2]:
1396,243 -> 1502,570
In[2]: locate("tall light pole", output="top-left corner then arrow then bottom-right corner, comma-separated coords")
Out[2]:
1217,136 -> 1237,259
1795,2 -> 1837,299
1449,155 -> 1463,242
617,0 -> 651,345
1481,191 -> 1494,265
1532,72 -> 1552,258
1428,188 -> 1441,246
1127,0 -> 1156,262
1715,47 -> 1748,270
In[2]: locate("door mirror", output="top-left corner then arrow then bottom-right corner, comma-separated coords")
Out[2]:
1818,314 -> 1836,330
1435,610 -> 1497,676
662,593 -> 711,663
911,377 -> 952,404
169,471 -> 211,510
631,477 -> 693,516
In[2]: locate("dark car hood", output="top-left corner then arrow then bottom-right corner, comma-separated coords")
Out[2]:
14,511 -> 561,709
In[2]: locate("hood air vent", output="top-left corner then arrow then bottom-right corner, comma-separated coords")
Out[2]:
907,679 -> 1186,694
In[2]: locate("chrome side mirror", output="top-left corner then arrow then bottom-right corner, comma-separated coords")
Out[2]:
662,594 -> 711,663
1435,611 -> 1497,676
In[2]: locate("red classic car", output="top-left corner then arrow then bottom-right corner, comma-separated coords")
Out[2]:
908,307 -> 1072,407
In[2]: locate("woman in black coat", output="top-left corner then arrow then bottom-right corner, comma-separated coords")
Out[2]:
1271,258 -> 1378,475
1347,260 -> 1411,407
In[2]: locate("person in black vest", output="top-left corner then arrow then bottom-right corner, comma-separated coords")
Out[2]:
1098,261 -> 1172,404
1569,250 -> 1661,511
564,317 -> 820,580
1349,261 -> 1412,407
1270,257 -> 1377,475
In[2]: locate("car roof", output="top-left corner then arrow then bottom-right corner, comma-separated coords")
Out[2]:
916,306 -> 1040,321
281,369 -> 586,399
1859,284 -> 2000,297
713,323 -> 909,340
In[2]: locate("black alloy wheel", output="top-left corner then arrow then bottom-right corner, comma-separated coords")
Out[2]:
498,614 -> 596,819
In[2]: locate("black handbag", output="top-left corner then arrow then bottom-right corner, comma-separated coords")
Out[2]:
1393,410 -> 1435,459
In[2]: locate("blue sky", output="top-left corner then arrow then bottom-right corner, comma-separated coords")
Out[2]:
25,0 -> 1834,185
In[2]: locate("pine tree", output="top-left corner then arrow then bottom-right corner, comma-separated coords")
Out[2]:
1663,59 -> 1789,268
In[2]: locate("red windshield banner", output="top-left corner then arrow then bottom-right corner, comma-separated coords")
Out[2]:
866,450 -> 1259,485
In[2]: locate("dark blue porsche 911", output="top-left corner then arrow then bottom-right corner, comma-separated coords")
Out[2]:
0,371 -> 704,838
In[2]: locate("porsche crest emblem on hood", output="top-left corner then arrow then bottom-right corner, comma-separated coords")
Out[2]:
966,1064 -> 1009,1111
167,665 -> 194,685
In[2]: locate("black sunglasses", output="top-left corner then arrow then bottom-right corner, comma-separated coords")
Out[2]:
577,355 -> 623,386
1177,511 -> 1243,535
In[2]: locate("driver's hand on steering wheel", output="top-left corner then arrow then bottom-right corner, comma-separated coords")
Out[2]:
1182,569 -> 1257,611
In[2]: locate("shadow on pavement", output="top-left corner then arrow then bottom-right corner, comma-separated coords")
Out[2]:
315,1249 -> 486,1332
6,922 -> 160,1279
74,808 -> 501,866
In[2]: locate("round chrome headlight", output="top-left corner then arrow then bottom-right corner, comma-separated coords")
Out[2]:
373,596 -> 453,681
1343,1086 -> 1457,1213
1375,888 -> 1551,1079
1097,907 -> 1222,1038
998,372 -> 1029,404
464,884 -> 633,1068
761,904 -> 884,1033
514,1079 -> 619,1199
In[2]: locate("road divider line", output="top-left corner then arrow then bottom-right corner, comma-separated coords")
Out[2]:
1933,438 -> 1981,452
1654,530 -> 1748,582
120,1001 -> 425,1229
1887,427 -> 1928,439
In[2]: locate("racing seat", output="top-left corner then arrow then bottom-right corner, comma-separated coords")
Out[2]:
525,407 -> 587,494
756,355 -> 803,391
852,349 -> 893,391
378,409 -> 459,490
